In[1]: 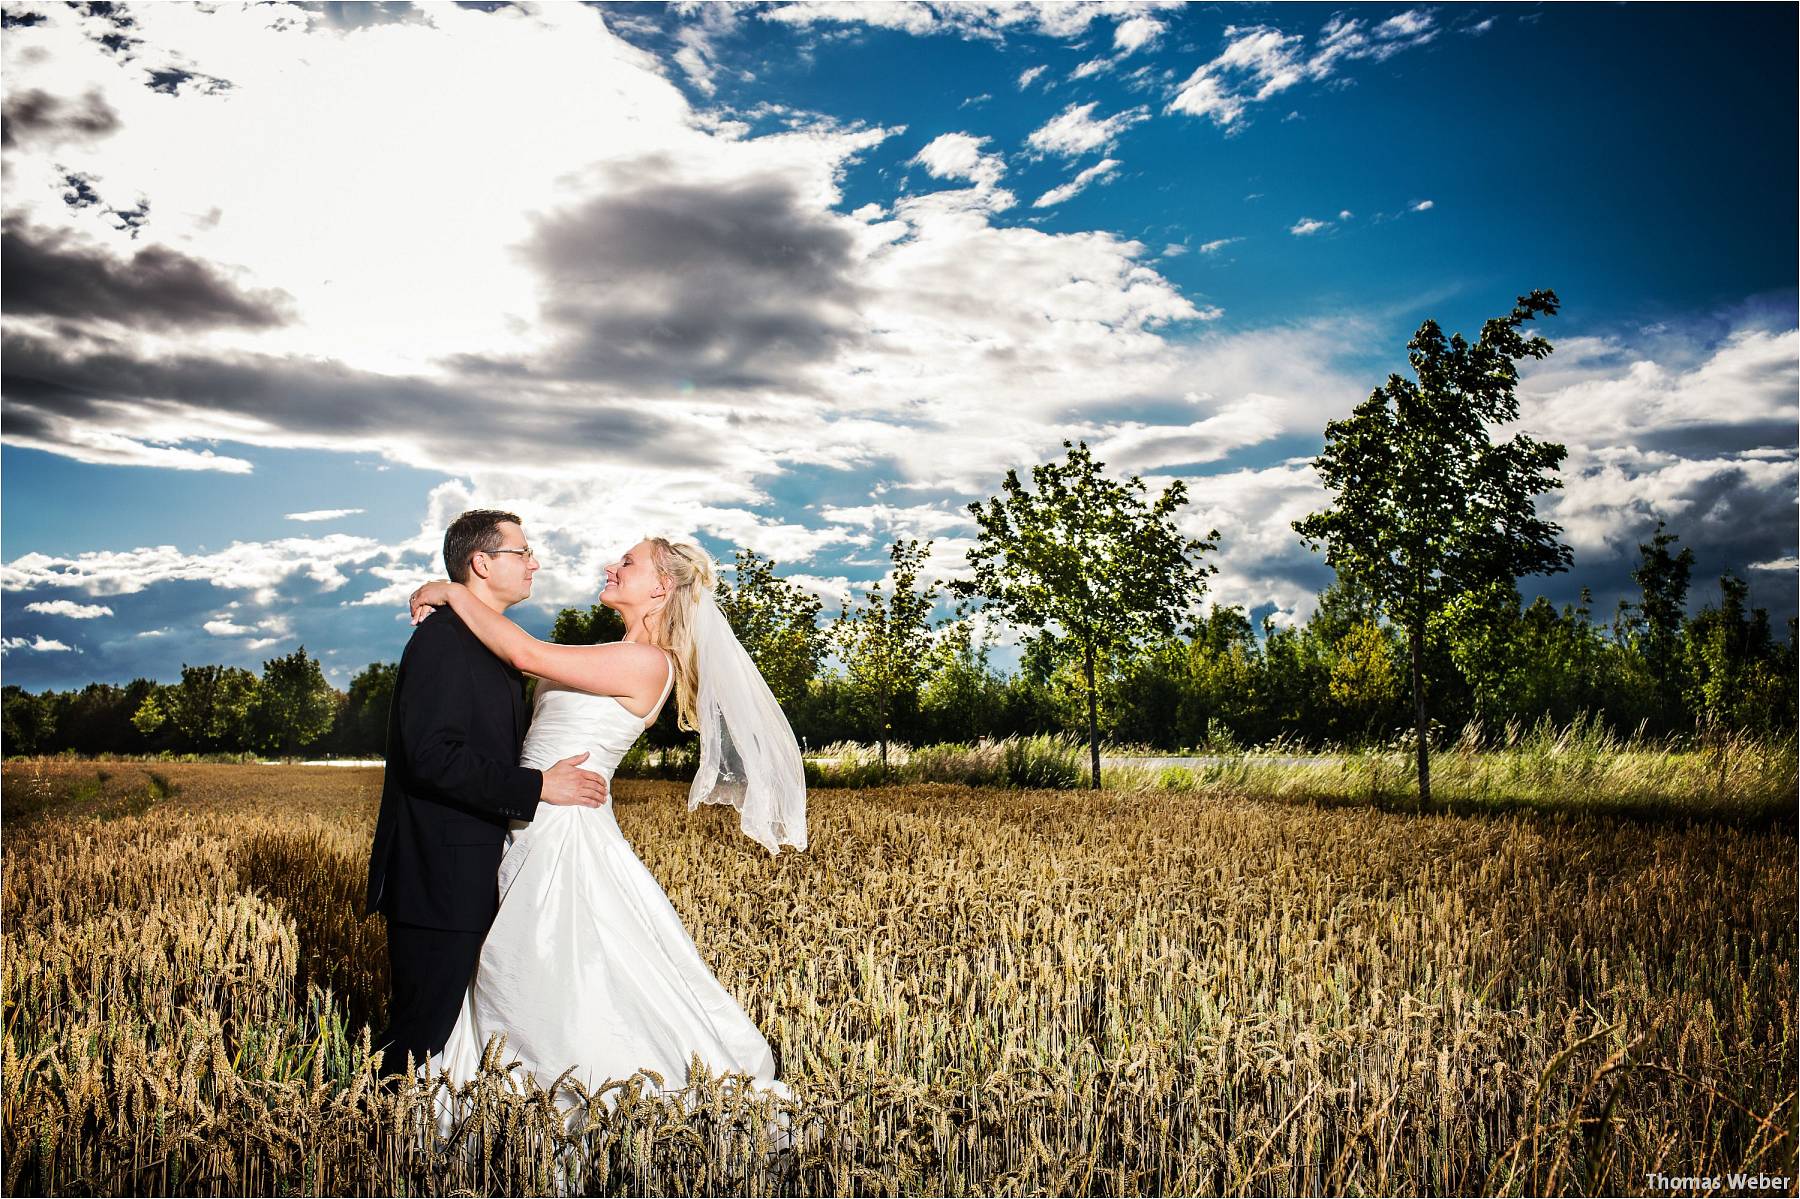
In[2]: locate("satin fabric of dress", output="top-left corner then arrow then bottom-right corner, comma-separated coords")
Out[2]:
431,666 -> 791,1128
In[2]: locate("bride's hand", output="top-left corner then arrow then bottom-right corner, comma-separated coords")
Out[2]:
409,580 -> 460,625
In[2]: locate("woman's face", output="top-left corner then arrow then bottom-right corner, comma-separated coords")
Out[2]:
598,539 -> 668,612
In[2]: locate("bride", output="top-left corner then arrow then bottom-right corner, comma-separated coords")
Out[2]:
405,536 -> 806,1127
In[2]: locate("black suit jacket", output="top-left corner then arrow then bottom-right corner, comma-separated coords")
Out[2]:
365,606 -> 543,931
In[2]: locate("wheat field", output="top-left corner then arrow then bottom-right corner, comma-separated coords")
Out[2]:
2,757 -> 1794,1197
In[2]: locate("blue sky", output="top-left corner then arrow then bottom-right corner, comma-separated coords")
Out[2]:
3,0 -> 1795,691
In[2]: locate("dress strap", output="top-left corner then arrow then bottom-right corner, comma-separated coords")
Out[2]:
645,651 -> 676,728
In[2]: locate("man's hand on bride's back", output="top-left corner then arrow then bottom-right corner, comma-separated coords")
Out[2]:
542,751 -> 607,807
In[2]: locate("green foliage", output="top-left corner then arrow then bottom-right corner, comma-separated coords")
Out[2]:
917,604 -> 1009,744
332,662 -> 396,757
250,647 -> 338,758
1681,572 -> 1792,735
1294,290 -> 1572,806
833,539 -> 941,766
954,439 -> 1218,787
716,548 -> 830,712
1328,616 -> 1403,720
549,603 -> 626,646
1614,520 -> 1696,732
164,665 -> 262,753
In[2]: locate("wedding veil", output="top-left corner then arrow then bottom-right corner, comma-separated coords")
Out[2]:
687,589 -> 808,855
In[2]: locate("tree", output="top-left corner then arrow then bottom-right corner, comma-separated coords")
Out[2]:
833,539 -> 940,768
1614,520 -> 1695,734
918,603 -> 1008,743
334,662 -> 398,756
550,603 -> 626,645
158,664 -> 261,753
3,685 -> 54,756
716,548 -> 830,712
954,440 -> 1218,789
1293,290 -> 1572,808
1328,616 -> 1403,734
1681,572 -> 1790,735
250,646 -> 339,758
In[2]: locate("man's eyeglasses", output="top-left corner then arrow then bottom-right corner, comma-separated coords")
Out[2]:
479,546 -> 536,561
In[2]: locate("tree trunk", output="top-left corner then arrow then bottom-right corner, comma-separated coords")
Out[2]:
1410,622 -> 1431,810
1084,640 -> 1101,790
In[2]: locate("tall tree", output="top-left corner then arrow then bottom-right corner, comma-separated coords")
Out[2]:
716,548 -> 830,712
1614,520 -> 1695,733
833,539 -> 940,767
1293,290 -> 1572,808
250,647 -> 339,758
953,440 -> 1217,789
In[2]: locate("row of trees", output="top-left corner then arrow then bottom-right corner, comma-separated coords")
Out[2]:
7,520 -> 1785,766
1,648 -> 389,760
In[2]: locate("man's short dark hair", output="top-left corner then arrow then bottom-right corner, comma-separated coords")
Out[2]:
444,509 -> 522,584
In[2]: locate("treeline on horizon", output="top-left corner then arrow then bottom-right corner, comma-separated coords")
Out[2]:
3,525 -> 1793,762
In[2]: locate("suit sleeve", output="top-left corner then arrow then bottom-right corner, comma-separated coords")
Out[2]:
398,616 -> 543,823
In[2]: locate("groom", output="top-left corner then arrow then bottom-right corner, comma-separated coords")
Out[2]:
365,508 -> 606,1077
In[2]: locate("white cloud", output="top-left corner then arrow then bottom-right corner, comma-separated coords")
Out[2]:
1751,557 -> 1799,571
3,534 -> 389,597
911,132 -> 1006,189
1411,199 -> 1435,212
667,0 -> 749,98
1337,209 -> 1353,220
1198,237 -> 1242,253
1169,12 -> 1439,129
23,600 -> 115,619
1489,317 -> 1799,565
2,636 -> 75,653
1161,243 -> 1188,257
204,618 -> 256,637
1089,400 -> 1285,471
285,508 -> 366,522
1374,10 -> 1434,40
1113,15 -> 1165,53
1033,157 -> 1121,208
1290,217 -> 1331,236
1017,64 -> 1048,89
1025,101 -> 1150,157
761,2 -> 1185,43
1070,57 -> 1112,80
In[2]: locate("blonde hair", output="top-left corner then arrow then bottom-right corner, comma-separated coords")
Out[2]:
643,538 -> 717,731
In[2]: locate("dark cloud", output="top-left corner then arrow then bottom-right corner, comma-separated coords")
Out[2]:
0,88 -> 121,147
1,9 -> 47,27
0,328 -> 726,471
1,219 -> 295,329
1636,421 -> 1797,458
493,161 -> 867,391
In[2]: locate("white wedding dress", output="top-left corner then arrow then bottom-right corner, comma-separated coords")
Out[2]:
431,655 -> 791,1125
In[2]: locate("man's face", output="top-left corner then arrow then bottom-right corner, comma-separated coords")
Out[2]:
477,520 -> 538,607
